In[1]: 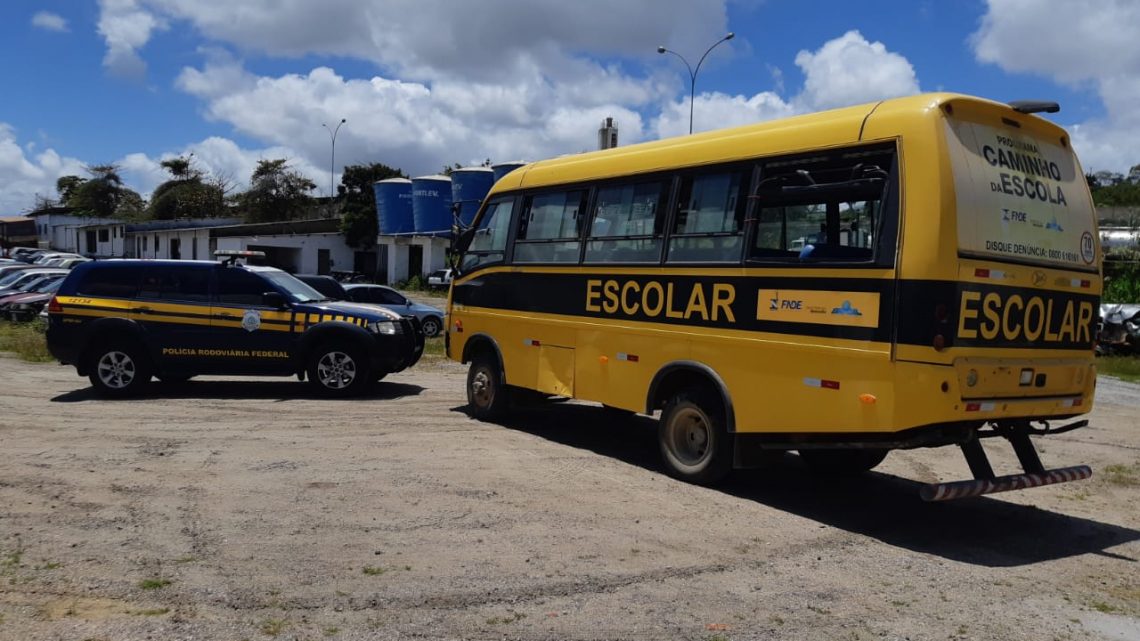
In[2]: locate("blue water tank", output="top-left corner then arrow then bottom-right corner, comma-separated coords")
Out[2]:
450,167 -> 495,227
373,178 -> 414,235
411,175 -> 453,234
491,161 -> 526,183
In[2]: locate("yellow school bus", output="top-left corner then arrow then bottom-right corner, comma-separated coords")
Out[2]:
446,93 -> 1100,500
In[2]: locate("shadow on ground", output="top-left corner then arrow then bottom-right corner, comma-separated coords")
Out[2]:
462,400 -> 1140,569
51,379 -> 424,403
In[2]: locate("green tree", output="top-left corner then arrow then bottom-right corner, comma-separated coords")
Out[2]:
147,156 -> 227,220
338,162 -> 405,248
66,164 -> 145,219
56,175 -> 86,203
238,159 -> 316,223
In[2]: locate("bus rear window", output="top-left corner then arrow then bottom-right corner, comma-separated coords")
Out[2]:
946,118 -> 1098,271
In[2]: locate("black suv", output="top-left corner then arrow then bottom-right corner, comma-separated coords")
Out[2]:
46,259 -> 424,397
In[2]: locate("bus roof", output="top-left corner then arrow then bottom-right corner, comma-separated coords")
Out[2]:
489,92 -> 1063,194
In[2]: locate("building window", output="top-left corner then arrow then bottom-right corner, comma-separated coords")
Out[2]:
98,229 -> 110,243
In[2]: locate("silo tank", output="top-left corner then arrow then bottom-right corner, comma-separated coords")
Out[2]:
373,178 -> 414,235
491,161 -> 527,183
449,167 -> 495,227
411,175 -> 454,234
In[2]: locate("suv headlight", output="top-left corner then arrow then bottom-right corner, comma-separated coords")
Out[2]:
367,319 -> 399,335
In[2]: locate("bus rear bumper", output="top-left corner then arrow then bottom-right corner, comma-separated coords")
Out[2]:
920,465 -> 1092,501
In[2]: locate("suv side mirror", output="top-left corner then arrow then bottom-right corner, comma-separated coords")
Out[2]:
262,291 -> 287,309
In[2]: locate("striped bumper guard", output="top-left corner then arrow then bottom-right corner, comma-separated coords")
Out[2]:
920,465 -> 1092,502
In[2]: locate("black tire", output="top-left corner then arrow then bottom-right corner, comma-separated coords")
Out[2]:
657,391 -> 732,485
87,341 -> 152,398
420,316 -> 443,338
306,341 -> 372,397
798,448 -> 888,475
466,354 -> 510,420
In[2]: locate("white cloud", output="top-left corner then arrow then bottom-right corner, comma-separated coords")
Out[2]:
972,0 -> 1140,173
0,124 -> 86,214
97,0 -> 168,79
793,30 -> 919,111
175,59 -> 655,182
653,30 -> 918,137
99,0 -> 727,82
31,11 -> 69,33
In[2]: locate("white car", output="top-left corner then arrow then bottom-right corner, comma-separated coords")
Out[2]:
427,268 -> 453,288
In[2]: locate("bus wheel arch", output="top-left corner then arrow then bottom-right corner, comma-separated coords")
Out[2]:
462,334 -> 510,420
647,362 -> 736,485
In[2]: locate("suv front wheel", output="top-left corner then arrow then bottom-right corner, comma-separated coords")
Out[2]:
87,341 -> 152,398
307,342 -> 371,397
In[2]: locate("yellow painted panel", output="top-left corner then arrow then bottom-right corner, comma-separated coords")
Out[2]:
536,346 -> 574,397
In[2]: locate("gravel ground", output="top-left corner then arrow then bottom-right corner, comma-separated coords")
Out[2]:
0,352 -> 1137,641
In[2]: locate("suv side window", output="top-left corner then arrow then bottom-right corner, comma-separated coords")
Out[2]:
215,268 -> 271,306
75,266 -> 141,298
138,265 -> 211,302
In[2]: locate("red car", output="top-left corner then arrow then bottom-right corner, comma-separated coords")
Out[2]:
0,278 -> 62,322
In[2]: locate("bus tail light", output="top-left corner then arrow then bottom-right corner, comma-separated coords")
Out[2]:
47,296 -> 62,314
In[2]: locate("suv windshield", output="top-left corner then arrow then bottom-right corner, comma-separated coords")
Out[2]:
261,271 -> 327,303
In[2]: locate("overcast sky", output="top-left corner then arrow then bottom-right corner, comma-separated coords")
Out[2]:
1,0 -> 1138,214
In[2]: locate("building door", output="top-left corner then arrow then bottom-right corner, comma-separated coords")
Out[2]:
317,249 -> 331,275
408,245 -> 423,280
353,251 -> 376,279
170,238 -> 181,260
85,230 -> 97,254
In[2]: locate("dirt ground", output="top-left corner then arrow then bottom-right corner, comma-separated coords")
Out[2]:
1,350 -> 1138,641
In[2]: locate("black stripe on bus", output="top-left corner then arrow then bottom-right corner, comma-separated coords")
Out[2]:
453,272 -> 1098,350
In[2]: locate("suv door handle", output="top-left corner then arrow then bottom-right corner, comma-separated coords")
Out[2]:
217,312 -> 237,319
135,306 -> 153,315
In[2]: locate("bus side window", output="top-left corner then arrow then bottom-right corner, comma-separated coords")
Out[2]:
461,198 -> 515,271
583,181 -> 670,263
749,147 -> 892,263
666,170 -> 748,263
514,190 -> 588,263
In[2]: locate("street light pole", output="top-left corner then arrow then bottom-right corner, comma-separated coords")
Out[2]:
321,118 -> 347,199
657,32 -> 734,134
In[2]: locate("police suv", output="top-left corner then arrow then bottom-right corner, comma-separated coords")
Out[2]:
46,252 -> 424,397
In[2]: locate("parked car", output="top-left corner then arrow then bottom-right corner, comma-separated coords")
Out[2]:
293,274 -> 349,301
0,264 -> 35,278
9,247 -> 42,262
2,279 -> 62,322
342,284 -> 445,337
55,257 -> 91,269
0,269 -> 67,297
45,255 -> 425,397
33,252 -> 82,265
427,268 -> 454,288
0,273 -> 65,301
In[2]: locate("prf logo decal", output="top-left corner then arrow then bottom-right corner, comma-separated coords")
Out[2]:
242,309 -> 262,332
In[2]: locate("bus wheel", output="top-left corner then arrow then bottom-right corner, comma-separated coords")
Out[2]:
798,448 -> 888,475
467,355 -> 509,420
658,392 -> 732,484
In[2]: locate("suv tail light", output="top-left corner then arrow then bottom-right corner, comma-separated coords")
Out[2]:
47,295 -> 62,314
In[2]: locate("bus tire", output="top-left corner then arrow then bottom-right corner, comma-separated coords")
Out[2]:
467,354 -> 509,420
798,448 -> 888,475
658,391 -> 732,485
